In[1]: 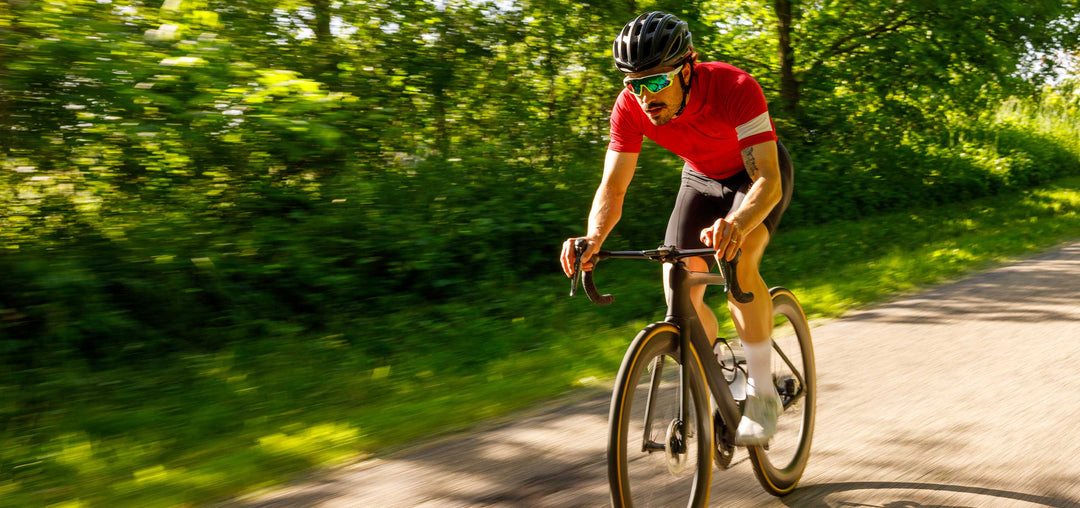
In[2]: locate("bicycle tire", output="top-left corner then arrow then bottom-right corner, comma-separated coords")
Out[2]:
747,287 -> 816,496
608,322 -> 713,508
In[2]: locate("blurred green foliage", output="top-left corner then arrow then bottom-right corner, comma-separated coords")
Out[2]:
3,0 -> 1078,362
2,0 -> 1080,504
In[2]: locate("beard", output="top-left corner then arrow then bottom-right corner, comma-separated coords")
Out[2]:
643,100 -> 676,126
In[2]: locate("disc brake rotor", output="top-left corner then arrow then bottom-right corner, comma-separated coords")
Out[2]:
665,418 -> 688,475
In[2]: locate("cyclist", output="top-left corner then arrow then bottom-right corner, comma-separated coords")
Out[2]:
560,11 -> 794,445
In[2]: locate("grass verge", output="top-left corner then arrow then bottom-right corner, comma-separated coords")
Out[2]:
3,177 -> 1080,507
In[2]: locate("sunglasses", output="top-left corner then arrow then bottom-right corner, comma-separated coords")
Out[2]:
623,66 -> 683,96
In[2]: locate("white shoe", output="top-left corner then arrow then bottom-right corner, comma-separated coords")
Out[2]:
734,389 -> 783,446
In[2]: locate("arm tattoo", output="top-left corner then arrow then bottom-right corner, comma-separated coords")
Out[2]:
742,147 -> 759,180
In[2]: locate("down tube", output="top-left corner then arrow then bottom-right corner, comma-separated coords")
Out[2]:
684,313 -> 741,433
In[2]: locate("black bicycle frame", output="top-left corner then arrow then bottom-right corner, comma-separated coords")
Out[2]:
666,260 -> 743,444
572,242 -> 752,445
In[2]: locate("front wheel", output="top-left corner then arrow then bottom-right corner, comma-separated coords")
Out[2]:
748,287 -> 816,496
607,323 -> 712,508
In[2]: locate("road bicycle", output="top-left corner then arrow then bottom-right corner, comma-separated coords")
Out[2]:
569,239 -> 815,507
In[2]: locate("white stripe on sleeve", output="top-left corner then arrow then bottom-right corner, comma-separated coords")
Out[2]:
735,111 -> 773,141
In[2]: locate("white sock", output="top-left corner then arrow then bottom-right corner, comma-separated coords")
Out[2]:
742,338 -> 773,397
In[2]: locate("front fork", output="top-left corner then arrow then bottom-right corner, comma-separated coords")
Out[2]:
641,355 -> 666,452
639,340 -> 691,455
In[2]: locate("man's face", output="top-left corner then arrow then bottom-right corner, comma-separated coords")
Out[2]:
624,62 -> 691,126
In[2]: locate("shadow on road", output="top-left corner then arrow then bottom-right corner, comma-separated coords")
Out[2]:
783,481 -> 1080,508
847,245 -> 1080,325
227,392 -> 615,507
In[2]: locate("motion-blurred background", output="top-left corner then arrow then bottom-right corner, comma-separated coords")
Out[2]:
2,0 -> 1079,505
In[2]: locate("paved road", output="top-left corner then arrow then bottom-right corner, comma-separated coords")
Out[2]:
231,242 -> 1080,507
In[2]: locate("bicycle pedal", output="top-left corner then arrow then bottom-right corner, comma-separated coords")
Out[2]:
776,376 -> 796,397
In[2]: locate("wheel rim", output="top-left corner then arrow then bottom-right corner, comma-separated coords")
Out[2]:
749,289 -> 816,495
609,325 -> 712,507
761,302 -> 810,470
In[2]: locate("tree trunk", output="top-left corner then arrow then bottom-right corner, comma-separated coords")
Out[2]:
310,0 -> 341,87
774,0 -> 799,117
312,0 -> 332,44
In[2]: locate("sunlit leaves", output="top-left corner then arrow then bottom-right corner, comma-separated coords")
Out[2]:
699,0 -> 1080,135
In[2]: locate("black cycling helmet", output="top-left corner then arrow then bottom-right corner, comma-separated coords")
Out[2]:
612,12 -> 693,73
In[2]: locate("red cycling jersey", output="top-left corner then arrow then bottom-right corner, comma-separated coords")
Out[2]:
607,62 -> 777,180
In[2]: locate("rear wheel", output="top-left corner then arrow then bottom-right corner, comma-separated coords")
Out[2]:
748,287 -> 816,496
608,323 -> 712,507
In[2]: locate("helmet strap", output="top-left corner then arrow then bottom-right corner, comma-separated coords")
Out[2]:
674,59 -> 694,118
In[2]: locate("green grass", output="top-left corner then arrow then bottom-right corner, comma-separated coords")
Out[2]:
3,177 -> 1080,507
772,180 -> 1080,319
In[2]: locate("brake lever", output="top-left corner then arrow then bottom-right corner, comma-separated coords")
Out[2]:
569,239 -> 614,305
569,238 -> 586,297
720,250 -> 754,304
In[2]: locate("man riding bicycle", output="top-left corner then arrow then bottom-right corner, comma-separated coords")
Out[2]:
560,11 -> 794,445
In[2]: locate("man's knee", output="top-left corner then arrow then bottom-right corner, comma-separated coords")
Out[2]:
736,224 -> 770,274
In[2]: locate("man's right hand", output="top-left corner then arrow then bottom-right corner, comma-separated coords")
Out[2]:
560,237 -> 600,278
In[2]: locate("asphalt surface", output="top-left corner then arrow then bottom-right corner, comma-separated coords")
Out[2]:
230,241 -> 1080,508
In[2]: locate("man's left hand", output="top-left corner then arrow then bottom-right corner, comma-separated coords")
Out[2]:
700,218 -> 742,262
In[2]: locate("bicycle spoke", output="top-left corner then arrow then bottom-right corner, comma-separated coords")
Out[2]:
747,288 -> 816,497
608,325 -> 711,507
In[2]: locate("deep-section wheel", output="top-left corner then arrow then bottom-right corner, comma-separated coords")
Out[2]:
747,287 -> 817,496
608,323 -> 712,507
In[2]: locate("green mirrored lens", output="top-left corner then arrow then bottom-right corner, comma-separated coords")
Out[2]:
641,75 -> 671,93
628,73 -> 674,95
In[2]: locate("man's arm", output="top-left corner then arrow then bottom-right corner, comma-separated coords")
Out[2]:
560,149 -> 639,277
729,140 -> 782,232
701,140 -> 782,260
587,150 -> 639,245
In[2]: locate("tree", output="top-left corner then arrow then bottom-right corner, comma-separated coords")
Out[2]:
700,0 -> 1080,130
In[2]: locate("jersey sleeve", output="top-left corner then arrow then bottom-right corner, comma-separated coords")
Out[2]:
607,90 -> 644,153
726,74 -> 777,150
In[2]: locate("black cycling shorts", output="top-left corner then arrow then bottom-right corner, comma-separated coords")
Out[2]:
663,140 -> 794,266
